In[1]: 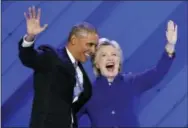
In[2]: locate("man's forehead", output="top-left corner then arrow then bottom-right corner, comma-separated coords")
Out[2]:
87,37 -> 99,44
80,33 -> 99,43
87,32 -> 99,38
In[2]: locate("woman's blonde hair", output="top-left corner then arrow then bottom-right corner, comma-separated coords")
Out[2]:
92,38 -> 123,76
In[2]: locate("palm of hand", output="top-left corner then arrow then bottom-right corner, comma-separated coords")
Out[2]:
27,19 -> 43,35
166,20 -> 178,45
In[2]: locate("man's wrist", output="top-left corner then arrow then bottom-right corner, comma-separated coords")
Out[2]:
22,34 -> 35,47
25,34 -> 35,42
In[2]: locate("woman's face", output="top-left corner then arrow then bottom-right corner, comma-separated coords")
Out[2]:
95,45 -> 121,78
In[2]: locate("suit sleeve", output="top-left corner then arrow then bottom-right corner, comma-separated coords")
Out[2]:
131,51 -> 175,95
18,38 -> 54,71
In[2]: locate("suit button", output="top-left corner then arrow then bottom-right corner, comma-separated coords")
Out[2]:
111,110 -> 116,115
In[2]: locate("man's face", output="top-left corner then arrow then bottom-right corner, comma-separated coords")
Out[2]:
76,33 -> 99,62
95,45 -> 120,78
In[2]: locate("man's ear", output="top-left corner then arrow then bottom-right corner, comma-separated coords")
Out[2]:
70,35 -> 77,45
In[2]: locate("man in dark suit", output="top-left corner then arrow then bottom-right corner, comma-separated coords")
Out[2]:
18,6 -> 99,128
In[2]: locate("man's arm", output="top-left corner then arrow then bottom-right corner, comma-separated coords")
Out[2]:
19,6 -> 49,70
18,35 -> 51,70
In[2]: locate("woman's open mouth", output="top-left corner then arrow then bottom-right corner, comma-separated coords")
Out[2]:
106,62 -> 115,72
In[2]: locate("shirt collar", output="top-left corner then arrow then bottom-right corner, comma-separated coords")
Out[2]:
66,47 -> 76,64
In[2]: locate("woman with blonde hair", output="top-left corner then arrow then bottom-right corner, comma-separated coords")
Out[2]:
77,20 -> 177,127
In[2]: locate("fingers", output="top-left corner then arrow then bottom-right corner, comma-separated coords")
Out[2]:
24,12 -> 29,20
167,20 -> 177,32
175,24 -> 178,34
24,6 -> 41,20
23,7 -> 32,20
167,20 -> 178,35
32,6 -> 36,18
41,24 -> 48,32
37,8 -> 41,20
166,20 -> 178,44
28,7 -> 32,19
43,24 -> 48,29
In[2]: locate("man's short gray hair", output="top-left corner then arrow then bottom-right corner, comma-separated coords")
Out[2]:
92,38 -> 124,76
68,22 -> 98,41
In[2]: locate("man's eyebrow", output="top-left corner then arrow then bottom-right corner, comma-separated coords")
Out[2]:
88,42 -> 97,45
88,41 -> 96,43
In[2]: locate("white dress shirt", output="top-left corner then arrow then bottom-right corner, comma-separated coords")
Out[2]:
65,48 -> 84,124
65,48 -> 84,103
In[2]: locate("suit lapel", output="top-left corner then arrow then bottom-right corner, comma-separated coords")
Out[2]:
78,62 -> 92,90
57,47 -> 91,90
56,47 -> 76,78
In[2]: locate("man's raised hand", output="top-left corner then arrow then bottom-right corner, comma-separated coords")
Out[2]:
24,6 -> 48,38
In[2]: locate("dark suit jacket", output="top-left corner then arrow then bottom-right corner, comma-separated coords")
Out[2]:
18,39 -> 92,128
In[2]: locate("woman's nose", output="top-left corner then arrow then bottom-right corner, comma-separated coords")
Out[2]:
107,57 -> 113,61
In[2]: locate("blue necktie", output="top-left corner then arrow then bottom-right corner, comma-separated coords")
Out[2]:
73,62 -> 84,100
